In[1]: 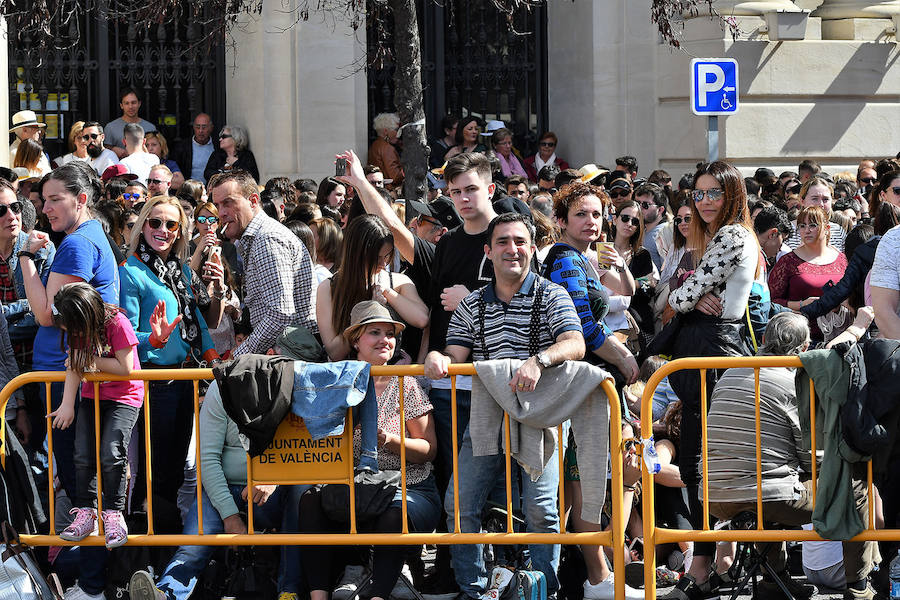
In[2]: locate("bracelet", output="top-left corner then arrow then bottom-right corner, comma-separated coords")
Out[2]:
624,484 -> 636,491
17,250 -> 35,261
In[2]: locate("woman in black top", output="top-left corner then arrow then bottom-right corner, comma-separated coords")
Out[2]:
612,199 -> 658,348
203,124 -> 259,182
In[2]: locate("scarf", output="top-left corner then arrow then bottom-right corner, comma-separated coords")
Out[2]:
136,236 -> 205,361
498,152 -> 527,178
534,152 -> 557,174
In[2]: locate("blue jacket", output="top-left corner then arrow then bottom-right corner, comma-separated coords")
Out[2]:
2,232 -> 56,343
291,360 -> 379,473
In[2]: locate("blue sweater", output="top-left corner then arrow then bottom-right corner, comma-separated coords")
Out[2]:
119,255 -> 215,365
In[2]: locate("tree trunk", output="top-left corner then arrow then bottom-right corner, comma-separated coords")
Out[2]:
390,0 -> 429,206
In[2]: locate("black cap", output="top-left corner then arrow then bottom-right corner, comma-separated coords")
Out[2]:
407,196 -> 462,230
754,167 -> 776,181
492,195 -> 532,219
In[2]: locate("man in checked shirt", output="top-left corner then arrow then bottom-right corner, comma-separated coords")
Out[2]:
210,170 -> 317,355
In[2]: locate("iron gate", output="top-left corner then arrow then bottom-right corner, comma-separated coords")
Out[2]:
8,0 -> 226,159
368,0 -> 548,153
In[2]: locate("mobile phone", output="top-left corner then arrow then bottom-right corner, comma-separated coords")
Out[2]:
209,245 -> 222,261
335,158 -> 348,177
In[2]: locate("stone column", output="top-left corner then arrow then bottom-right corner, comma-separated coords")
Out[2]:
688,0 -> 799,16
814,0 -> 900,18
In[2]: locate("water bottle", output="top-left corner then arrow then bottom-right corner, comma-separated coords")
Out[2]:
890,549 -> 900,598
641,437 -> 662,474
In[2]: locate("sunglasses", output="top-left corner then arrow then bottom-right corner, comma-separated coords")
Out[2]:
859,177 -> 877,185
690,189 -> 725,203
890,187 -> 900,196
219,133 -> 232,139
539,141 -> 556,147
80,133 -> 101,141
674,215 -> 692,225
146,178 -> 169,186
609,188 -> 631,199
785,182 -> 802,194
196,215 -> 219,225
0,201 -> 23,218
122,193 -> 143,202
639,200 -> 656,210
147,218 -> 180,232
619,214 -> 640,226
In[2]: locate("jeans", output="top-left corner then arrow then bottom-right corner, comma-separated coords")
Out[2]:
73,398 -> 139,511
430,387 -> 471,500
156,485 -> 305,600
446,426 -> 561,598
291,361 -> 379,472
131,380 -> 194,516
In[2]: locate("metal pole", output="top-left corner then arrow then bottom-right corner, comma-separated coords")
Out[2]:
707,115 -> 719,163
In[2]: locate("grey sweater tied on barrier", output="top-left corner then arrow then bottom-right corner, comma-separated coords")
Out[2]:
470,359 -> 612,524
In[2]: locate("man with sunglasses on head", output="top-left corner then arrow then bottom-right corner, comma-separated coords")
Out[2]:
635,182 -> 668,270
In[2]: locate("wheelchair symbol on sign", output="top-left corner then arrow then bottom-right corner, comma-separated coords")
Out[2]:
720,86 -> 736,110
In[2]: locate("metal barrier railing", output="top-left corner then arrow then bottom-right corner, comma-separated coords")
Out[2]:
0,364 -> 629,599
640,355 -> 890,599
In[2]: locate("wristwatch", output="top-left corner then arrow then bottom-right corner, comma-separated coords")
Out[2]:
536,352 -> 551,369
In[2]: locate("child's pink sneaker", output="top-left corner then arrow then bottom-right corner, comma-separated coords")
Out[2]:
101,509 -> 128,548
60,507 -> 97,541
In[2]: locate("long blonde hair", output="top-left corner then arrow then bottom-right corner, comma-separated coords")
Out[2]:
127,195 -> 190,261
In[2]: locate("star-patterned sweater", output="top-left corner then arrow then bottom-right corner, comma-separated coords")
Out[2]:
669,224 -> 760,321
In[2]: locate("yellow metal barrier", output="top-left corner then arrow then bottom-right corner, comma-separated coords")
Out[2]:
0,364 -> 630,599
640,356 -> 892,599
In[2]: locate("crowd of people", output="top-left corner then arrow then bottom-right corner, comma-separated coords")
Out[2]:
4,101 -> 900,600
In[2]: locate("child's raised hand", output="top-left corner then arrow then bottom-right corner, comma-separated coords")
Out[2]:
47,404 -> 75,430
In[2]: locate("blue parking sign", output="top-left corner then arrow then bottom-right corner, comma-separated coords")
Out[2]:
691,58 -> 739,116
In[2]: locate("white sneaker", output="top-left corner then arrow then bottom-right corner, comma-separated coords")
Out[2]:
129,571 -> 166,600
63,584 -> 106,600
391,564 -> 418,600
583,575 -> 644,600
334,565 -> 370,600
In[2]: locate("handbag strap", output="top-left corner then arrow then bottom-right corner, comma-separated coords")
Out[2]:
745,304 -> 758,353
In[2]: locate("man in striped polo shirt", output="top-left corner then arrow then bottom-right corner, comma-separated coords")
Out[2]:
424,212 -> 585,600
706,312 -> 876,600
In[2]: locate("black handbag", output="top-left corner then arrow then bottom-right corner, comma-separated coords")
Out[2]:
320,469 -> 401,523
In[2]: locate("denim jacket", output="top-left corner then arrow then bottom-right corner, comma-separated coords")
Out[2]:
2,232 -> 56,343
291,360 -> 379,473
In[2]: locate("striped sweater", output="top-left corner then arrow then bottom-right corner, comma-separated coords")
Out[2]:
707,367 -> 812,504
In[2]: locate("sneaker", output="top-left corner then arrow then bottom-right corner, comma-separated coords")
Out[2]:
843,582 -> 879,600
391,564 -> 418,600
624,561 -> 644,589
754,573 -> 817,600
656,566 -> 681,587
334,565 -> 370,600
129,571 -> 165,600
656,574 -> 712,599
60,508 -> 98,542
278,593 -> 299,600
101,510 -> 128,548
583,575 -> 644,600
63,584 -> 105,600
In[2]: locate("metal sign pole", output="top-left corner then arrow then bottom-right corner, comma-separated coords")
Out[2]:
707,115 -> 719,163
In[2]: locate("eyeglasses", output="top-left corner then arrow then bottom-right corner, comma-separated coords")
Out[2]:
147,218 -> 180,232
122,193 -> 142,202
219,133 -> 232,139
539,141 -> 556,147
0,201 -> 23,218
80,133 -> 101,141
196,215 -> 219,225
859,177 -> 877,185
609,188 -> 631,199
690,189 -> 725,203
146,178 -> 169,186
619,214 -> 640,226
418,216 -> 440,229
674,215 -> 692,226
193,123 -> 211,129
494,140 -> 512,147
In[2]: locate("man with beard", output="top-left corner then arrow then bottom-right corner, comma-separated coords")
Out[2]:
57,122 -> 120,176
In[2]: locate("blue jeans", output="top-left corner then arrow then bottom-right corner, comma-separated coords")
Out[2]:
429,387 -> 471,499
446,426 -> 561,598
156,484 -> 305,600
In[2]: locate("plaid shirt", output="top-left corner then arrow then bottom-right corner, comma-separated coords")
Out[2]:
232,211 -> 317,356
0,258 -> 17,304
